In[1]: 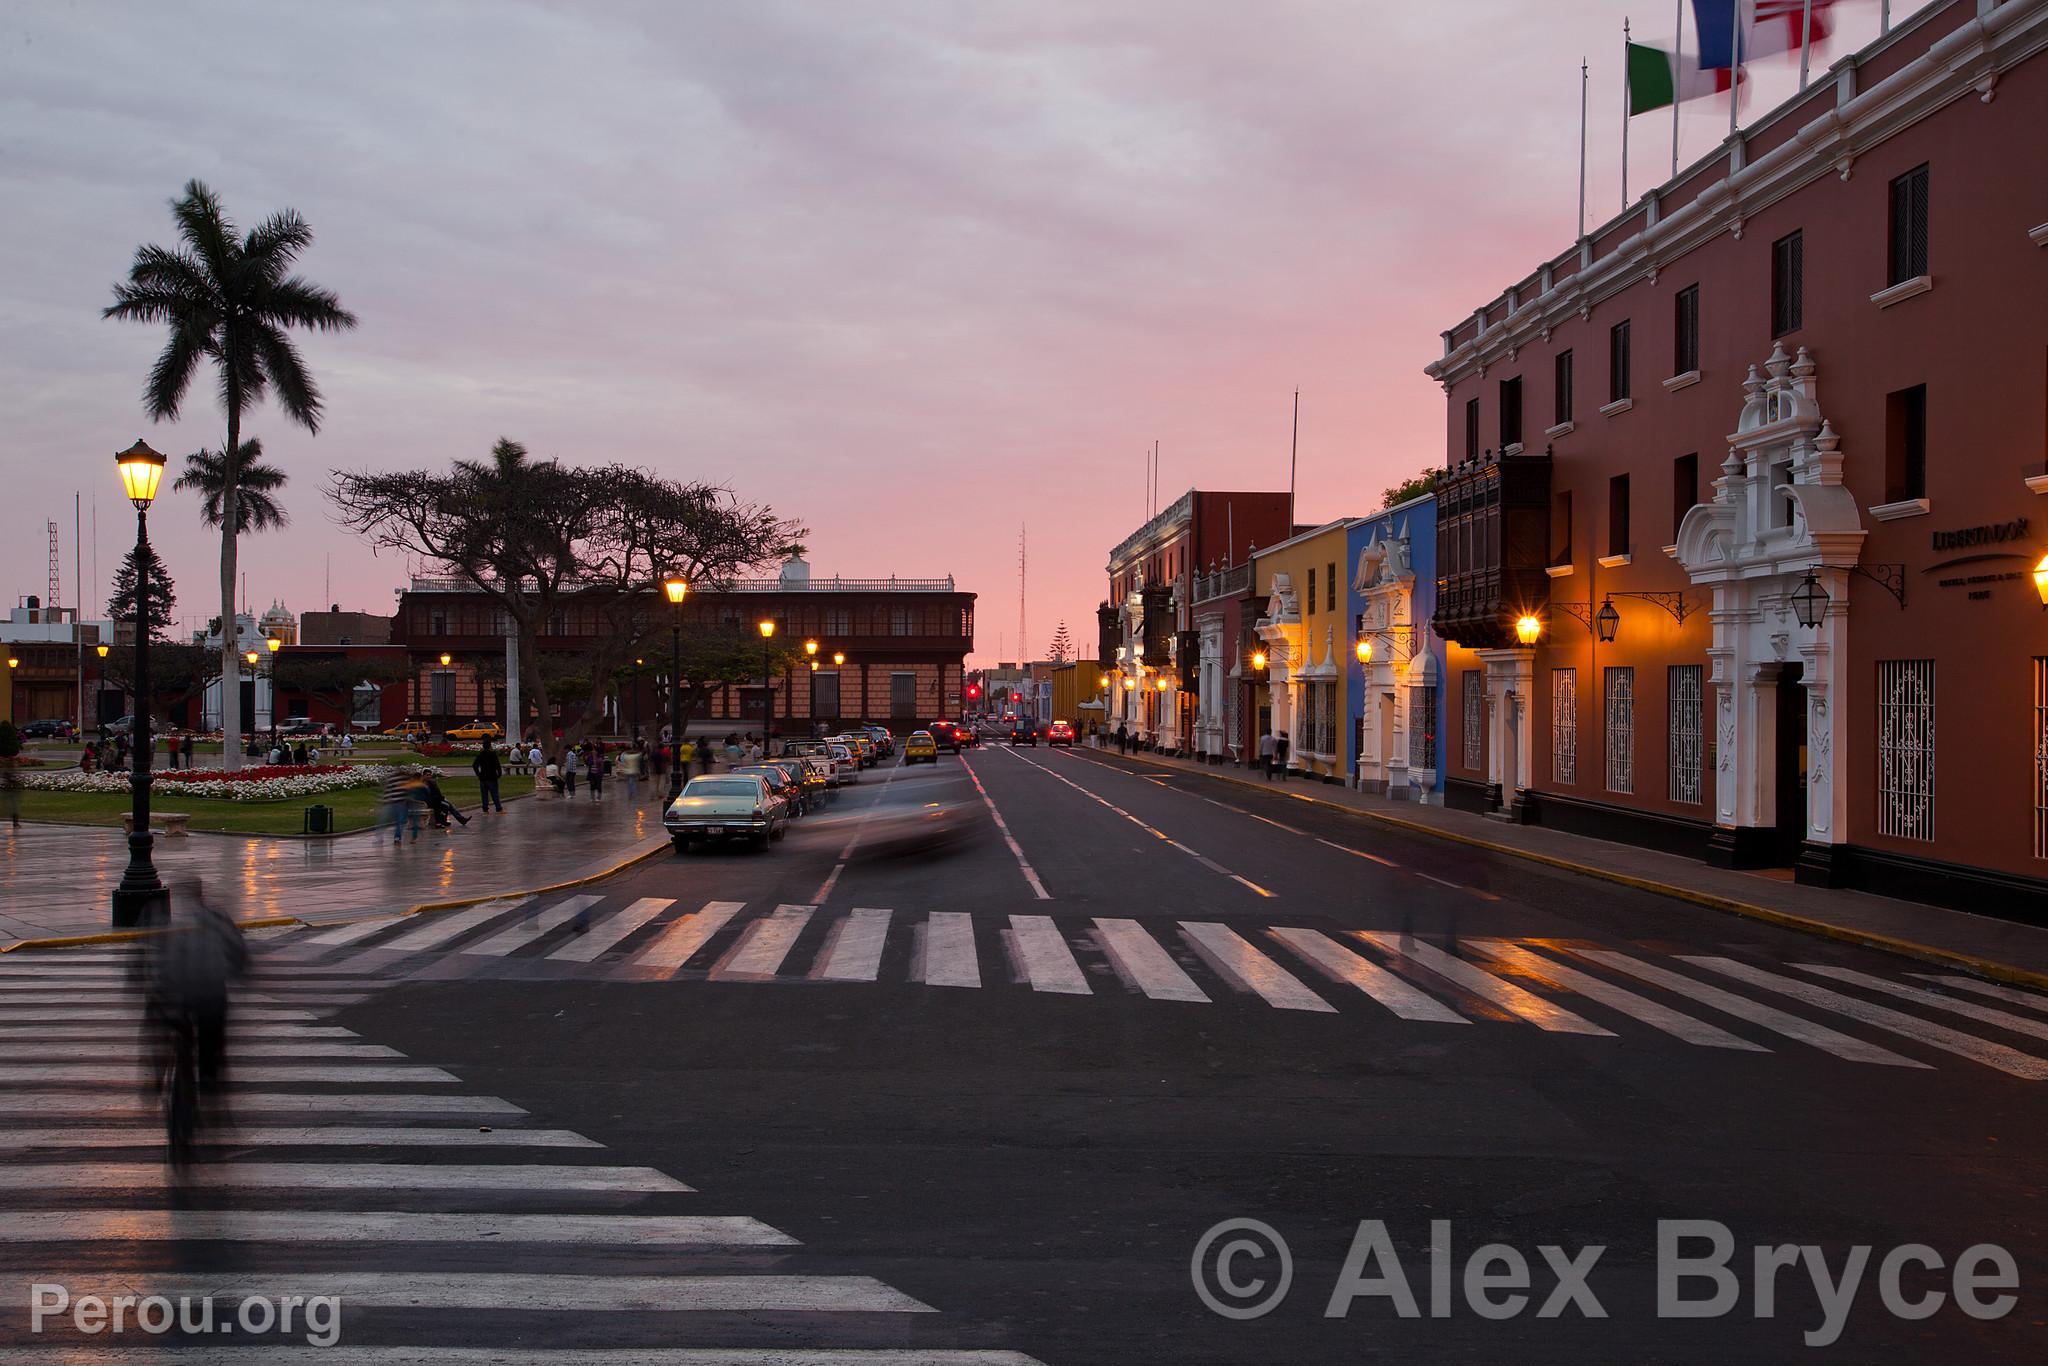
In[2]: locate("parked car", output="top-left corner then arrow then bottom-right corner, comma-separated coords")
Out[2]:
733,760 -> 809,815
827,742 -> 859,781
446,719 -> 504,741
17,719 -> 76,740
861,724 -> 895,757
1048,720 -> 1075,747
904,730 -> 940,764
101,715 -> 135,737
783,740 -> 843,788
834,734 -> 877,768
383,719 -> 433,740
664,773 -> 788,852
279,718 -> 332,738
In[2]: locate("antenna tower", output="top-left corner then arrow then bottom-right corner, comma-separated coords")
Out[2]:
47,521 -> 61,608
1017,524 -> 1027,664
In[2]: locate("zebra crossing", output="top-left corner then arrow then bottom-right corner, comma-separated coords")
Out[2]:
0,954 -> 1045,1361
245,892 -> 2048,1079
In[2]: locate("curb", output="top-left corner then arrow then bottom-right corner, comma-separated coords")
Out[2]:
1076,747 -> 2048,994
0,837 -> 672,955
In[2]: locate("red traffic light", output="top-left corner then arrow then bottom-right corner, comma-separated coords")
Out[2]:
966,684 -> 981,698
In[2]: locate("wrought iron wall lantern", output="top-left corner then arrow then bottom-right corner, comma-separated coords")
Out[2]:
1550,592 -> 1689,643
1788,562 -> 1907,629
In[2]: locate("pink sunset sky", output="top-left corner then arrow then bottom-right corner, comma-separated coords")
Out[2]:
0,1 -> 1906,664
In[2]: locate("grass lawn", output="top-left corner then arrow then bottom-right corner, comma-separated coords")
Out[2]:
15,776 -> 504,836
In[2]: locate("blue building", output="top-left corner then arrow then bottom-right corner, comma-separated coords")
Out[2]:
1345,492 -> 1444,803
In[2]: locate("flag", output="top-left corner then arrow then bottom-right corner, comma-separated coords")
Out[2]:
1693,0 -> 1837,71
1626,40 -> 1727,114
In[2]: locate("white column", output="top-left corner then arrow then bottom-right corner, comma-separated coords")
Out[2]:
504,629 -> 520,742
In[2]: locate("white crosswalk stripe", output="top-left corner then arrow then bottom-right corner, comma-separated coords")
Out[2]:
1267,928 -> 1464,1021
1358,933 -> 1611,1035
0,1209 -> 795,1245
1908,974 -> 2048,1014
0,1126 -> 601,1149
371,904 -> 527,954
923,910 -> 982,988
0,1092 -> 521,1118
713,904 -> 814,979
1010,914 -> 1091,994
1681,956 -> 2048,1080
463,894 -> 603,956
628,901 -> 745,970
1094,917 -> 1208,1002
1179,922 -> 1334,1012
0,1162 -> 685,1193
549,896 -> 674,962
818,907 -> 893,981
1797,964 -> 2048,1042
1472,941 -> 1766,1050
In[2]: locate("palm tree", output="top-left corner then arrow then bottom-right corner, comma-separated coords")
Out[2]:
104,180 -> 356,767
176,440 -> 290,535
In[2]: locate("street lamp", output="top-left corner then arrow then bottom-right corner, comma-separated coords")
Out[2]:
439,652 -> 452,667
267,636 -> 281,655
1594,597 -> 1621,643
758,618 -> 776,752
1356,636 -> 1373,664
1250,649 -> 1267,672
1790,571 -> 1829,629
832,651 -> 845,667
2032,553 -> 2048,606
1515,614 -> 1543,646
662,572 -> 689,798
111,438 -> 168,928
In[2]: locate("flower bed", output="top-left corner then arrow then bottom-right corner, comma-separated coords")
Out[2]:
20,763 -> 414,802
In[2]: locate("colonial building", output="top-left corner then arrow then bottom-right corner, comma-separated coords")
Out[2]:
2,597 -> 107,731
1350,494 -> 1445,803
1425,0 -> 2048,915
1249,519 -> 1354,783
393,554 -> 974,737
1101,489 -> 1292,753
1191,561 -> 1257,764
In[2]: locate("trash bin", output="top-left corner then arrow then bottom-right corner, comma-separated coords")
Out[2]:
304,804 -> 333,835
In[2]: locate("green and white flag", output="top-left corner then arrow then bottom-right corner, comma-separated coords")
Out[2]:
1626,40 -> 1724,114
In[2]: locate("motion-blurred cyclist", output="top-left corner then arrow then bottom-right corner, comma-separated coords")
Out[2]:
133,879 -> 249,1158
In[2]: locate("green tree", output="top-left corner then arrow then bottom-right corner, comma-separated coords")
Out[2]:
1048,621 -> 1073,664
98,642 -> 223,731
1381,465 -> 1444,509
269,653 -> 407,735
104,179 -> 356,770
175,438 -> 290,534
107,543 -> 177,642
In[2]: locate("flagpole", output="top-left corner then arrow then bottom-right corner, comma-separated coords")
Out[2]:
1798,0 -> 1814,90
1881,0 -> 1891,36
1728,0 -> 1741,138
1578,57 -> 1589,240
1621,19 -> 1631,210
1671,0 -> 1685,177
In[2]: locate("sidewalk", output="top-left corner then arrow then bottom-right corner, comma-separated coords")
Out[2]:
1082,743 -> 2048,986
0,784 -> 670,949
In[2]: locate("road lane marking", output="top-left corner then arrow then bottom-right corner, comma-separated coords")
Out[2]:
463,894 -> 603,956
0,1024 -> 360,1042
0,1126 -> 600,1149
922,911 -> 981,988
1267,929 -> 1467,1022
1680,957 -> 2048,1079
0,1210 -> 794,1246
0,1008 -> 316,1024
0,1273 -> 935,1314
1797,964 -> 2048,1042
370,904 -> 528,954
0,1161 -> 687,1193
1908,974 -> 2048,1014
1178,923 -> 1335,1012
1008,915 -> 1091,995
960,754 -> 1051,899
1473,941 -> 1765,1050
1316,838 -> 1398,867
0,1062 -> 458,1084
291,918 -> 398,947
1093,918 -> 1209,1002
1359,934 -> 1611,1035
1008,748 -> 1270,894
817,908 -> 892,982
30,1041 -> 401,1060
1574,950 -> 1928,1067
0,1093 -> 522,1117
713,905 -> 814,979
548,897 -> 674,962
627,901 -> 744,971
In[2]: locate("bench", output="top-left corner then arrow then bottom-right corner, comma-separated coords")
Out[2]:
122,812 -> 191,837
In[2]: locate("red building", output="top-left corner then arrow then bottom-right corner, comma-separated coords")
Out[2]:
1100,489 -> 1294,753
1425,0 -> 2048,917
392,556 -> 974,737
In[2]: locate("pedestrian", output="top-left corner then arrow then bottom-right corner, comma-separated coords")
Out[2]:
1116,722 -> 1129,755
382,767 -> 423,843
1275,730 -> 1291,781
562,745 -> 580,798
294,741 -> 309,766
1259,729 -> 1277,780
80,743 -> 97,774
180,734 -> 193,769
339,732 -> 353,756
586,739 -> 605,801
0,756 -> 21,828
621,743 -> 642,801
422,771 -> 469,829
697,737 -> 714,775
472,740 -> 505,813
114,733 -> 129,769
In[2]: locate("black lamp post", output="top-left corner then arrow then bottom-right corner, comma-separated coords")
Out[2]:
758,617 -> 777,754
631,657 -> 643,740
111,438 -> 169,928
663,573 -> 689,799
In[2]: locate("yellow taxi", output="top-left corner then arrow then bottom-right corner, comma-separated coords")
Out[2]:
446,720 -> 505,740
382,720 -> 432,740
904,730 -> 939,765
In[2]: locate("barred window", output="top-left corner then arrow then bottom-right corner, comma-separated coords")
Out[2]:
1878,659 -> 1935,841
1771,231 -> 1803,337
2034,659 -> 2048,860
1668,665 -> 1703,804
1318,682 -> 1337,757
1604,667 -> 1634,794
1551,668 -> 1577,784
1888,164 -> 1929,286
1408,685 -> 1438,770
1462,670 -> 1484,770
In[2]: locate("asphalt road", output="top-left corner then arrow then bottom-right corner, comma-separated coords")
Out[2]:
3,741 -> 2044,1363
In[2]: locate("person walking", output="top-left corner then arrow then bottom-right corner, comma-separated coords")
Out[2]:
1259,729 -> 1277,780
472,740 -> 504,813
1274,730 -> 1291,781
587,739 -> 605,801
1116,722 -> 1129,756
621,742 -> 642,801
382,767 -> 423,843
561,745 -> 580,798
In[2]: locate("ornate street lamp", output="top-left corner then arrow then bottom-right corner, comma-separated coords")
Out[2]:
832,651 -> 845,667
111,438 -> 168,928
1790,570 -> 1829,629
1250,649 -> 1267,672
1356,636 -> 1373,664
663,572 -> 689,798
2032,552 -> 2048,607
758,618 -> 777,751
1594,597 -> 1621,643
1515,614 -> 1543,646
438,651 -> 451,667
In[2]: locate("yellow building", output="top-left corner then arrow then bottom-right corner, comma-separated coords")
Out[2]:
1049,660 -> 1106,736
1249,519 -> 1352,781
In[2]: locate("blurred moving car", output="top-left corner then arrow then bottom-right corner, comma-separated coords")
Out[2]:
17,719 -> 77,740
1048,720 -> 1075,747
904,730 -> 939,764
278,718 -> 332,738
446,720 -> 504,740
664,773 -> 788,852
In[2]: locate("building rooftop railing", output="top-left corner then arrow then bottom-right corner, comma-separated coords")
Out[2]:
1193,563 -> 1252,603
403,574 -> 957,595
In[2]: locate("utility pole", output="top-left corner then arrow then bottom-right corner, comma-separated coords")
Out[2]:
1018,524 -> 1028,665
1288,389 -> 1300,533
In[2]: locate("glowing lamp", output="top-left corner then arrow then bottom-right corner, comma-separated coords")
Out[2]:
1251,649 -> 1267,671
245,650 -> 259,666
114,438 -> 168,510
1156,676 -> 1169,691
1356,637 -> 1373,663
2034,553 -> 2048,606
758,619 -> 776,640
804,639 -> 819,656
661,574 -> 689,605
1515,614 -> 1542,646
5,657 -> 16,669
832,651 -> 845,666
267,636 -> 281,654
96,644 -> 109,659
1122,677 -> 1137,690
439,652 -> 452,667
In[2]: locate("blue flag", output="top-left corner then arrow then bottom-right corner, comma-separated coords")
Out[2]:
1692,0 -> 1746,71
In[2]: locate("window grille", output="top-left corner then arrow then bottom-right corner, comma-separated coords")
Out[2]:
1604,667 -> 1634,794
2033,659 -> 2047,859
1463,671 -> 1483,770
1408,685 -> 1437,770
1772,231 -> 1803,336
1553,350 -> 1574,425
1878,659 -> 1935,841
1669,665 -> 1703,804
1552,669 -> 1577,784
1888,164 -> 1929,285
